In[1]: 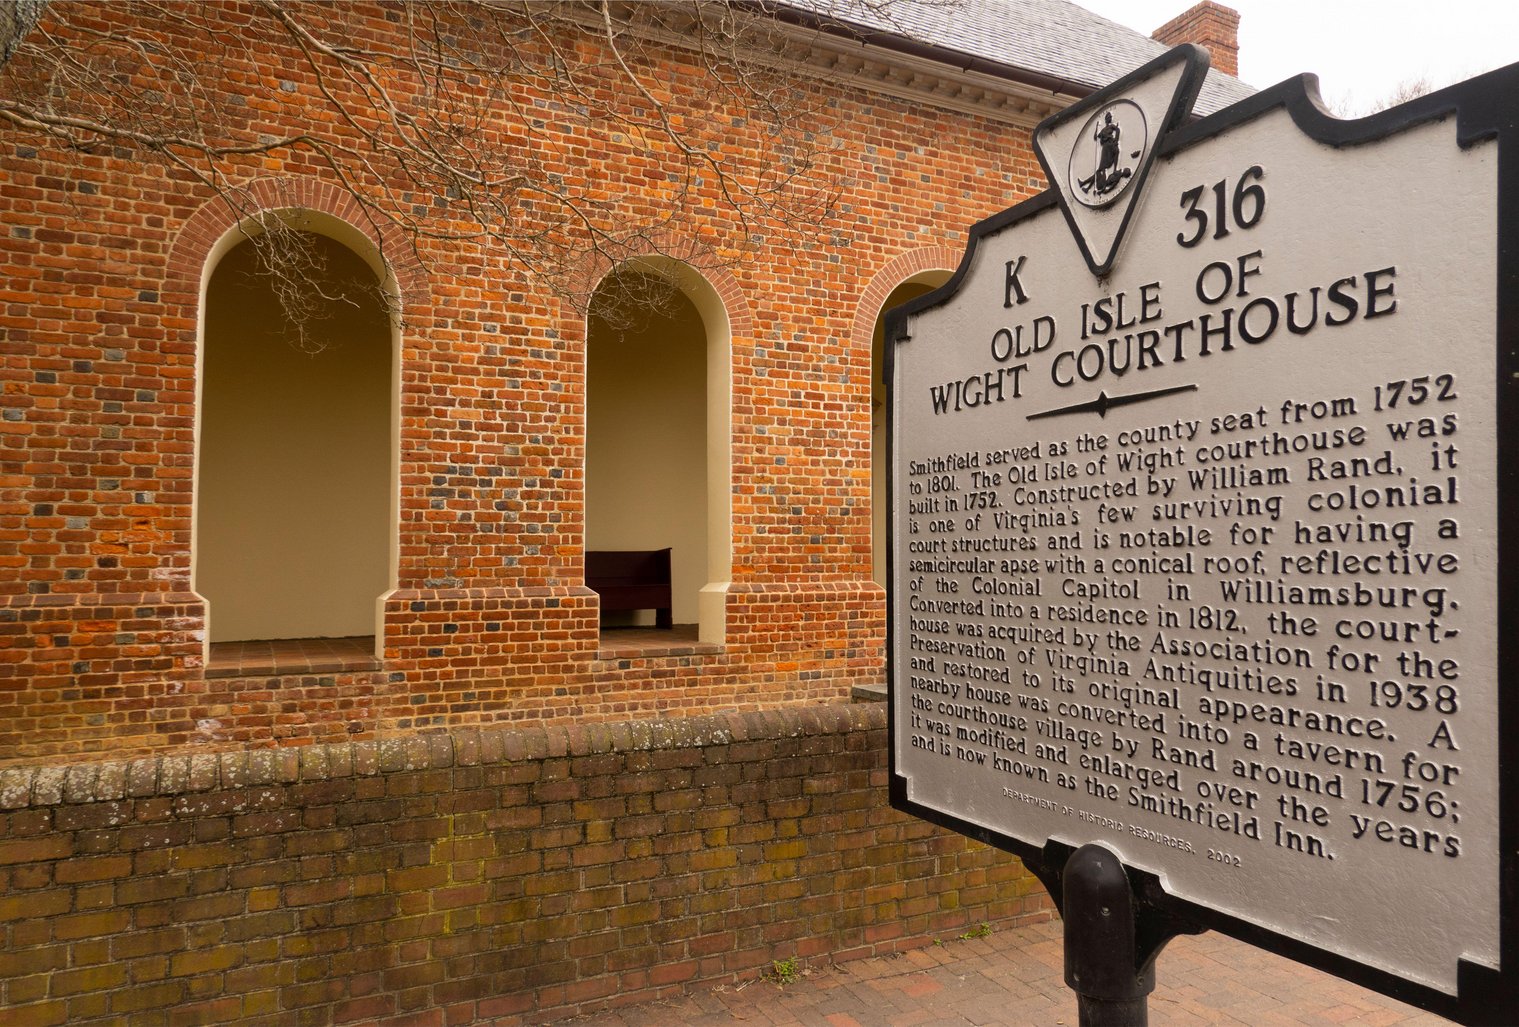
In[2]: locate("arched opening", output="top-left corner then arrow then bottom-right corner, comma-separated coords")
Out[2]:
586,259 -> 731,647
196,226 -> 395,671
872,271 -> 953,586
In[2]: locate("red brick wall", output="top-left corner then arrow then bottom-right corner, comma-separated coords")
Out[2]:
0,705 -> 1050,1024
0,2 -> 1051,759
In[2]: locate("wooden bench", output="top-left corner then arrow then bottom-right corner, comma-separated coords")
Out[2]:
586,548 -> 673,628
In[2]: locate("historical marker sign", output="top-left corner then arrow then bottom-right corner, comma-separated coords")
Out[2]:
887,46 -> 1518,1022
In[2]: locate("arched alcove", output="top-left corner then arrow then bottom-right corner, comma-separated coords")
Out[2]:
195,225 -> 396,653
585,258 -> 732,645
872,270 -> 954,585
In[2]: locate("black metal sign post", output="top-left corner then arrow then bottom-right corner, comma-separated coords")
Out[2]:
1063,845 -> 1151,1027
885,42 -> 1519,1027
1023,842 -> 1203,1026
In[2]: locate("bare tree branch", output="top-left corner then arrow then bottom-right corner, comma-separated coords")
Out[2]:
0,0 -> 864,345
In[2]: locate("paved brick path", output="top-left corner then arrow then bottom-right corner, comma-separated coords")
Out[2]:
561,918 -> 1452,1026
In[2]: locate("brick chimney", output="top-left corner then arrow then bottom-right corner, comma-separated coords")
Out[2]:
1152,2 -> 1240,78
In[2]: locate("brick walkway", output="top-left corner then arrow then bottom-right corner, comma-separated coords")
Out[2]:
559,918 -> 1452,1026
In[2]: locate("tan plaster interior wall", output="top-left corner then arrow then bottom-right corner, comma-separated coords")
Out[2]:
586,273 -> 708,627
197,234 -> 392,641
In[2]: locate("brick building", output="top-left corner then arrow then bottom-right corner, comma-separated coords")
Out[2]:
0,1 -> 1248,1021
0,0 -> 1246,764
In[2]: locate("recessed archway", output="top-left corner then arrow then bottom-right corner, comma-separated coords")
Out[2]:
195,223 -> 396,659
871,270 -> 953,585
585,258 -> 732,646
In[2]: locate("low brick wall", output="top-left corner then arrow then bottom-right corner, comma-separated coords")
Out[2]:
0,704 -> 1051,1024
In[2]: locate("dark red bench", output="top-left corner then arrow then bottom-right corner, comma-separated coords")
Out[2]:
586,548 -> 673,628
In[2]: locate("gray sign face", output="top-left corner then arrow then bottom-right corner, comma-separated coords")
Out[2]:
887,49 -> 1514,1016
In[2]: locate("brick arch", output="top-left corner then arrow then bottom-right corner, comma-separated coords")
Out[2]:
575,235 -> 754,340
858,247 -> 960,591
178,178 -> 420,662
851,245 -> 962,353
579,239 -> 749,647
691,258 -> 753,340
164,178 -> 429,313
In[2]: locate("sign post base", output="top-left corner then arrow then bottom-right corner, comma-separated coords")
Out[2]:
1038,843 -> 1204,1027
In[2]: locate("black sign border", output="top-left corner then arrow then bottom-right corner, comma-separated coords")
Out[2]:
884,55 -> 1519,1026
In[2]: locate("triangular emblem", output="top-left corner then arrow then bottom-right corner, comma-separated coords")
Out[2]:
1033,45 -> 1209,277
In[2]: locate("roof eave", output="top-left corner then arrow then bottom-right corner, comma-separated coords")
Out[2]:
750,1 -> 1099,103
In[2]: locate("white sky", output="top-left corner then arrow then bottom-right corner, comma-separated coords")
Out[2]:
1075,0 -> 1519,114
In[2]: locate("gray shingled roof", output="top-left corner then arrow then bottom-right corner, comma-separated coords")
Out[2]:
777,0 -> 1255,116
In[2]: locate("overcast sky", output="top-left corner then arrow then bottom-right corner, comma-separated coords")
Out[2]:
1075,0 -> 1519,114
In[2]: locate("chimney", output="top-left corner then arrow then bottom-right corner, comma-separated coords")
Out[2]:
1152,2 -> 1240,78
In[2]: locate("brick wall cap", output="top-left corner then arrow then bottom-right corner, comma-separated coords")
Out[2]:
0,768 -> 34,809
33,766 -> 67,805
64,763 -> 99,803
0,703 -> 888,808
188,754 -> 220,792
